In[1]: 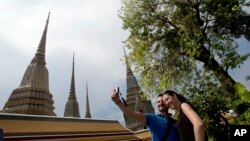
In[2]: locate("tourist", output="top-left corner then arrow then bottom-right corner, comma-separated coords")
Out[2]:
163,90 -> 208,141
111,88 -> 180,141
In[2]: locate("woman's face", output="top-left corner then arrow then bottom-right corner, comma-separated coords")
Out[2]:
163,94 -> 178,110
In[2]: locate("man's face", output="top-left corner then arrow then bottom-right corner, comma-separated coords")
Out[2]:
156,96 -> 168,112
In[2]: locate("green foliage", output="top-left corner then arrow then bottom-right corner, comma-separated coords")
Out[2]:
191,89 -> 230,118
204,0 -> 250,40
189,86 -> 231,140
120,0 -> 250,139
232,82 -> 250,124
120,0 -> 250,95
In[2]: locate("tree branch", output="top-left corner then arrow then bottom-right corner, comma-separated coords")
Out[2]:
148,1 -> 179,29
187,0 -> 194,6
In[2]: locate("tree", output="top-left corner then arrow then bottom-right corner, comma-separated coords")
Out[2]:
120,0 -> 250,95
120,0 -> 250,140
232,82 -> 250,124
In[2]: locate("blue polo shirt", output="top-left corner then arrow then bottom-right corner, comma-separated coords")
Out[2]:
145,114 -> 180,141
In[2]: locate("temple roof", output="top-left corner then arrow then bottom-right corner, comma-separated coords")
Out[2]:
0,113 -> 142,141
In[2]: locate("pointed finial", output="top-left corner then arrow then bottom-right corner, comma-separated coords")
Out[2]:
69,53 -> 76,96
64,52 -> 80,118
85,81 -> 91,118
47,12 -> 50,23
86,81 -> 88,93
123,46 -> 127,57
31,12 -> 51,65
122,46 -> 133,76
73,52 -> 75,66
123,46 -> 128,64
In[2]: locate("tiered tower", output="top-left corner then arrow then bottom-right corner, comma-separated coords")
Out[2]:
64,54 -> 80,118
84,82 -> 91,118
123,48 -> 155,131
0,13 -> 56,116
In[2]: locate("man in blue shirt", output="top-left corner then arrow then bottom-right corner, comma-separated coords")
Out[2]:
111,89 -> 180,141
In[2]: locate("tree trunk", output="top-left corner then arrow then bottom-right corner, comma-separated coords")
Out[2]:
195,46 -> 236,95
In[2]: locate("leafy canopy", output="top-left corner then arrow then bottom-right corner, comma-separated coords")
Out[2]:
119,0 -> 250,95
120,1 -> 250,139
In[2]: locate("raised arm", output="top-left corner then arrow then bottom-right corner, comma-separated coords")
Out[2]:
181,103 -> 206,141
111,89 -> 146,124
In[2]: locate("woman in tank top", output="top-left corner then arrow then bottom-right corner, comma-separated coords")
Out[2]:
163,90 -> 208,141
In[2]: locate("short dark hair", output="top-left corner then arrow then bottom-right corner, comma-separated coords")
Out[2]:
163,90 -> 187,102
157,93 -> 163,98
163,90 -> 175,96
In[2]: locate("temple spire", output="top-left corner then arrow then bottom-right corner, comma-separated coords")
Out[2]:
123,46 -> 133,77
0,13 -> 56,116
85,82 -> 91,118
123,47 -> 155,131
31,12 -> 50,65
70,53 -> 76,97
64,53 -> 80,118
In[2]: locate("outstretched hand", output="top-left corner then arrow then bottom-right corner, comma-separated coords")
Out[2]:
111,88 -> 122,104
111,88 -> 146,124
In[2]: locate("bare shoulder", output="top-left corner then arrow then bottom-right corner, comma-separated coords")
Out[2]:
180,102 -> 203,123
180,102 -> 197,115
180,102 -> 193,110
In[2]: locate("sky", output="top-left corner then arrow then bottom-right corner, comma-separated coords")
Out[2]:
0,0 -> 250,126
0,0 -> 130,124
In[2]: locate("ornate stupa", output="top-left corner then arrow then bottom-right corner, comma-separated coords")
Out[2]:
0,13 -> 56,116
84,82 -> 91,118
123,47 -> 155,131
64,53 -> 80,118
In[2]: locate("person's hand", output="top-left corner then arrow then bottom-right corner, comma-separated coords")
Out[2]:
111,88 -> 122,105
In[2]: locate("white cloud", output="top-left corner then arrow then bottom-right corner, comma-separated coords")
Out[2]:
0,0 -> 250,126
0,0 -> 128,121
